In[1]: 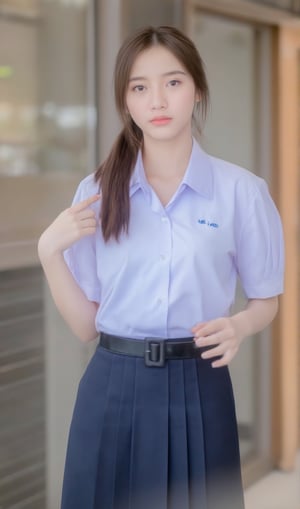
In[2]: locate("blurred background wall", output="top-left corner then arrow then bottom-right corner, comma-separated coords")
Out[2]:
0,1 -> 299,508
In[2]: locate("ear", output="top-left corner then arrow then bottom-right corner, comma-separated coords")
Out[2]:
195,91 -> 201,103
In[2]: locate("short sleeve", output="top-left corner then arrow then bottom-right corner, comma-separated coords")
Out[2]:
235,178 -> 284,299
63,175 -> 101,303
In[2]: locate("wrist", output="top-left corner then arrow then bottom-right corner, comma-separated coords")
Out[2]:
230,311 -> 251,342
38,232 -> 64,262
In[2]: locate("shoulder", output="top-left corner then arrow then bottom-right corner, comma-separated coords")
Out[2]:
192,140 -> 268,202
75,173 -> 99,197
203,152 -> 282,240
209,153 -> 263,187
207,152 -> 269,202
70,173 -> 101,215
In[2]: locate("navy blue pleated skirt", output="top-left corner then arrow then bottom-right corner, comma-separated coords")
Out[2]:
61,341 -> 245,509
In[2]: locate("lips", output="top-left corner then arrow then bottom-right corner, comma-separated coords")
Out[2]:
150,116 -> 172,126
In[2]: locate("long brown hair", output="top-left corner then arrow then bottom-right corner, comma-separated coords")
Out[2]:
95,25 -> 209,242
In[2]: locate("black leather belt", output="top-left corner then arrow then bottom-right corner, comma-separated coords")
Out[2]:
100,332 -> 199,367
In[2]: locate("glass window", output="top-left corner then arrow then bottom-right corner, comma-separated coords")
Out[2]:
0,3 -> 40,175
0,0 -> 95,177
0,0 -> 95,266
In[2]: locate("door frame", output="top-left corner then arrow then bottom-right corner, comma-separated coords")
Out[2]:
272,22 -> 300,471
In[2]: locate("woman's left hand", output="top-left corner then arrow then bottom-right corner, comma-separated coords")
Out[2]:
191,317 -> 243,368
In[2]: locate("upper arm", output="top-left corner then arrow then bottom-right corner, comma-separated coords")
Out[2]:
236,179 -> 284,299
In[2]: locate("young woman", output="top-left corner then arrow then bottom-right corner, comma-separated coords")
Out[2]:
38,25 -> 284,509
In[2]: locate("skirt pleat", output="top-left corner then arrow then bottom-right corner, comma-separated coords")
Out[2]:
168,360 -> 190,509
183,360 -> 208,508
61,345 -> 245,509
110,357 -> 136,509
93,353 -> 127,508
129,357 -> 169,509
61,347 -> 113,508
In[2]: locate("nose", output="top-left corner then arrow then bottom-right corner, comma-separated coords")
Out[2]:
150,85 -> 167,110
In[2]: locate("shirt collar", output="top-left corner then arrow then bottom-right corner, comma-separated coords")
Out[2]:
181,138 -> 214,199
129,137 -> 214,199
129,150 -> 150,198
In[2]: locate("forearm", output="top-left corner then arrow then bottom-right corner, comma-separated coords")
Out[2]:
38,244 -> 99,342
230,296 -> 279,341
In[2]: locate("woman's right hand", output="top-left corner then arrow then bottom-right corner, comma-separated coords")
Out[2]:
38,194 -> 100,259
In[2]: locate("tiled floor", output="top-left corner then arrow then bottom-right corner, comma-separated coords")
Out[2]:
244,452 -> 300,509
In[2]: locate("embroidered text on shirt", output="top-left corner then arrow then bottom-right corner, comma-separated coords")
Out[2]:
198,219 -> 219,228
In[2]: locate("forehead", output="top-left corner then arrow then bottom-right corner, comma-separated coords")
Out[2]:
129,45 -> 186,77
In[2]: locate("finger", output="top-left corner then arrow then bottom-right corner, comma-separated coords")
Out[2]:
191,322 -> 207,334
201,344 -> 226,359
211,348 -> 237,368
80,218 -> 98,229
77,209 -> 97,221
211,354 -> 230,368
194,319 -> 226,338
211,358 -> 228,368
194,331 -> 224,348
70,218 -> 97,240
193,322 -> 218,338
72,194 -> 100,213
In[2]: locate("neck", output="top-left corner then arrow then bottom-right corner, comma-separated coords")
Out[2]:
142,133 -> 193,180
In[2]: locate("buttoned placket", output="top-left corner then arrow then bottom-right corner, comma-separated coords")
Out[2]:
141,182 -> 170,333
153,210 -> 171,334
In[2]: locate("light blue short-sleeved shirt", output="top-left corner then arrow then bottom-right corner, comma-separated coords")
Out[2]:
64,139 -> 284,339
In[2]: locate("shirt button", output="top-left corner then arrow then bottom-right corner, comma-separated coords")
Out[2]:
161,216 -> 168,223
160,254 -> 166,261
157,298 -> 163,305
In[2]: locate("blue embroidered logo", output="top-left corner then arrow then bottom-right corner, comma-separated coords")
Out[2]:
198,219 -> 219,228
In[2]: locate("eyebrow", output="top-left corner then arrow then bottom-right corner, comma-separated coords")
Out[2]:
128,70 -> 187,82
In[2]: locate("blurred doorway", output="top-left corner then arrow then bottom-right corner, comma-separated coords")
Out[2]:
189,12 -> 275,484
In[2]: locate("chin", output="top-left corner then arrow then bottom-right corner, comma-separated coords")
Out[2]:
145,128 -> 182,142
